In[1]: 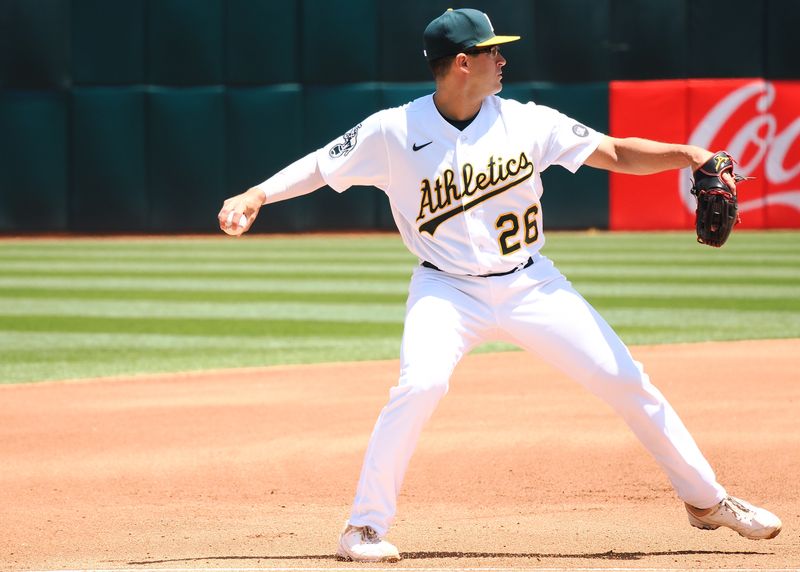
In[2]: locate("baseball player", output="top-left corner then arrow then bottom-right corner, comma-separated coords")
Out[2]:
218,8 -> 782,562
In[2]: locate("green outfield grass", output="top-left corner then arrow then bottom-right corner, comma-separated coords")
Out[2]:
1,231 -> 798,384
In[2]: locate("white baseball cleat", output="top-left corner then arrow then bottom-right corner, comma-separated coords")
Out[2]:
336,524 -> 401,562
686,496 -> 782,540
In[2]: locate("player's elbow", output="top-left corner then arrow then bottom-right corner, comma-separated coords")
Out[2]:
585,136 -> 627,173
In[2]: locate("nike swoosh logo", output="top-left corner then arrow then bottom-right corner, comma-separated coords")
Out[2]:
412,141 -> 433,151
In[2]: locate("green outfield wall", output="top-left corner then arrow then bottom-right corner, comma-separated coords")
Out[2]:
1,0 -> 798,233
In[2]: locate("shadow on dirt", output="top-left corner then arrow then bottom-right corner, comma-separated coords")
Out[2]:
128,548 -> 771,565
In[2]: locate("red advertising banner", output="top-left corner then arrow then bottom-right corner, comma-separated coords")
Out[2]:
610,79 -> 800,229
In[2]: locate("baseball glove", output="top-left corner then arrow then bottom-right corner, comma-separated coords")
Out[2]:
690,151 -> 744,248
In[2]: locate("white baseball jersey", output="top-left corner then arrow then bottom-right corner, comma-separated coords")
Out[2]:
316,94 -> 603,275
314,94 -> 728,537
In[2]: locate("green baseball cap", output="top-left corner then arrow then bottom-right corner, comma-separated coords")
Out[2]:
423,8 -> 520,61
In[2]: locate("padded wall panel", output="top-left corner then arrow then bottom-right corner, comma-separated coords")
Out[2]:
71,0 -> 145,84
0,0 -> 70,89
0,92 -> 68,230
377,3 -> 445,82
296,84 -> 383,230
303,84 -> 382,149
227,85 -> 304,191
534,0 -> 609,83
688,0 -> 763,78
380,83 -> 434,109
500,82 -> 539,105
609,0 -> 688,80
227,85 -> 305,233
766,0 -> 800,79
147,0 -> 223,85
532,83 -> 610,229
226,0 -> 299,84
301,0 -> 378,84
71,88 -> 147,231
148,88 -> 226,232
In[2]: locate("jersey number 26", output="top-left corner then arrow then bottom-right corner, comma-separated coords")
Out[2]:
495,204 -> 540,255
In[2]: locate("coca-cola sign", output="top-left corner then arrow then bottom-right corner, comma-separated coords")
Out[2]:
610,79 -> 800,230
681,80 -> 800,226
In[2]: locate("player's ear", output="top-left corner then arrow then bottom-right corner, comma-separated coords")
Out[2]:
455,53 -> 470,73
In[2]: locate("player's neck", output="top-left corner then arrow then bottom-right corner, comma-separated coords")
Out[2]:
432,88 -> 483,122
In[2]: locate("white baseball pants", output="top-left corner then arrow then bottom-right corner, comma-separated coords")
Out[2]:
348,254 -> 726,536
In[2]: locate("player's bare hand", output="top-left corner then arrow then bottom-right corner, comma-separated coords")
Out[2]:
218,188 -> 263,236
690,148 -> 737,195
720,171 -> 737,195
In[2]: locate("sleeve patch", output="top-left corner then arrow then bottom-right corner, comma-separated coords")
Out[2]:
329,123 -> 363,158
572,124 -> 589,137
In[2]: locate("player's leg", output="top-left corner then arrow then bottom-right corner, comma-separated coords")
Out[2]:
344,269 -> 490,543
499,256 -> 780,539
497,256 -> 726,509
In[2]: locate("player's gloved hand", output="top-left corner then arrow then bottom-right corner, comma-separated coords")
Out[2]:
217,189 -> 264,236
690,151 -> 746,248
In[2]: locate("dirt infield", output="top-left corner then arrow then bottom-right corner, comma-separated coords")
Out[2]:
2,339 -> 798,571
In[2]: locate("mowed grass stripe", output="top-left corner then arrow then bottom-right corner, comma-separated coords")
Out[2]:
3,256 -> 797,277
600,304 -> 800,343
553,254 -> 800,266
0,280 -> 796,302
0,236 -> 406,256
0,251 -> 418,265
0,298 -> 406,322
4,247 -> 797,263
569,273 -> 799,286
3,241 -> 799,264
0,286 -> 407,305
582,294 -> 800,312
5,251 -> 799,270
2,287 -> 799,318
564,267 -> 799,281
1,231 -> 793,254
0,267 -> 414,282
2,234 -> 795,264
444,279 -> 799,300
541,230 -> 799,248
542,242 -> 800,253
0,276 -> 411,295
0,261 -> 417,277
0,330 -> 397,352
0,315 -> 403,338
610,318 -> 797,344
0,284 -> 800,310
604,307 -> 800,329
0,332 -> 404,384
1,342 -> 399,369
574,283 -> 798,299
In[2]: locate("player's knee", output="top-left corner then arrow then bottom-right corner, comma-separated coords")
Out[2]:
386,376 -> 449,420
587,360 -> 650,402
397,371 -> 450,401
413,377 -> 450,400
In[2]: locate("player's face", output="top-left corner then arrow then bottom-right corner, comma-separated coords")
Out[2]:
466,45 -> 507,96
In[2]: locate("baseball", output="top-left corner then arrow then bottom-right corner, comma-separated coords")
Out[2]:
223,212 -> 249,236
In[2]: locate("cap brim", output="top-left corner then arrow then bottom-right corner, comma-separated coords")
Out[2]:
474,35 -> 521,47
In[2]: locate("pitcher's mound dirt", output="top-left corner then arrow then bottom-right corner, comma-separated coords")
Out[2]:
1,339 -> 797,570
